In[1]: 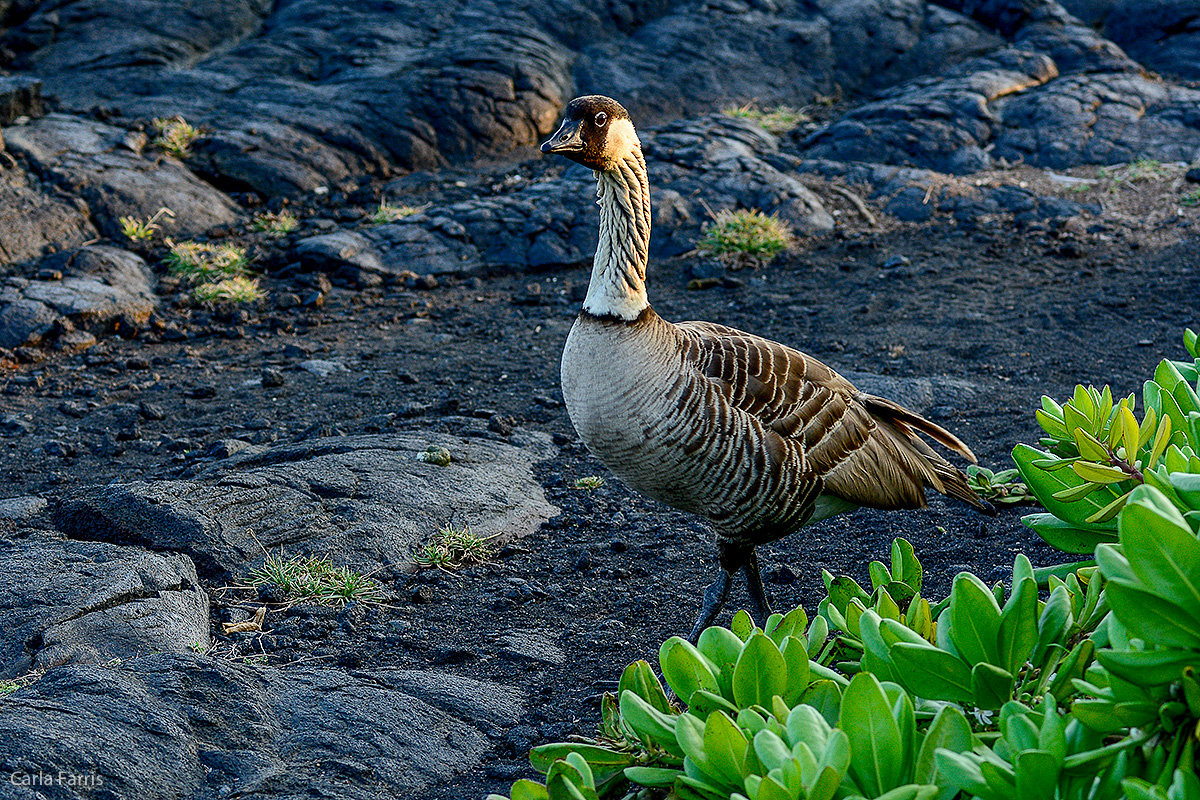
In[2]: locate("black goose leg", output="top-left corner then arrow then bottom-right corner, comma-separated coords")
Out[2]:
687,541 -> 752,644
744,547 -> 772,628
686,568 -> 732,645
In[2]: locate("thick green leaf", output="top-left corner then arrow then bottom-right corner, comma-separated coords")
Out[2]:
1072,461 -> 1128,484
1173,473 -> 1200,511
970,662 -> 1015,709
755,775 -> 794,800
1014,750 -> 1058,800
1119,486 -> 1200,618
869,561 -> 893,592
547,755 -> 599,800
780,636 -> 810,704
697,626 -> 745,700
1013,444 -> 1122,527
934,751 -> 1000,800
507,779 -> 551,800
891,537 -> 922,592
675,771 -> 729,800
675,714 -> 709,768
623,767 -> 681,788
915,705 -> 973,787
828,575 -> 870,615
1096,649 -> 1200,686
1047,639 -> 1094,701
619,691 -> 684,757
618,660 -> 672,714
753,729 -> 793,772
1021,513 -> 1117,553
702,711 -> 748,786
785,704 -> 831,751
883,786 -> 939,800
799,680 -> 842,728
949,572 -> 1002,667
888,642 -> 973,703
998,576 -> 1039,675
807,614 -> 829,653
857,610 -> 900,683
731,610 -> 755,641
688,689 -> 739,718
1146,380 -> 1189,443
1032,585 -> 1073,667
839,672 -> 904,797
732,634 -> 788,709
530,744 -> 634,776
766,607 -> 809,646
661,638 -> 722,704
1105,581 -> 1200,649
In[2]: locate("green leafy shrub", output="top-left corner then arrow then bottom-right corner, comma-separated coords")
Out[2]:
965,466 -> 1035,507
369,200 -> 426,223
489,517 -> 1200,800
1013,329 -> 1200,553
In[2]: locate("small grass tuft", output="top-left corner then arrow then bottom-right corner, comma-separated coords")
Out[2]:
697,208 -> 795,267
369,200 -> 427,224
245,553 -> 383,606
119,207 -> 175,242
251,210 -> 299,235
165,241 -> 251,283
153,115 -> 202,158
1182,188 -> 1200,207
722,102 -> 810,134
573,475 -> 606,491
191,275 -> 263,305
0,670 -> 44,695
412,525 -> 496,573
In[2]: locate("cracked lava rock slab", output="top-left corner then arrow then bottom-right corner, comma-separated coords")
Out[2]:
51,430 -> 559,580
0,653 -> 524,799
0,533 -> 209,677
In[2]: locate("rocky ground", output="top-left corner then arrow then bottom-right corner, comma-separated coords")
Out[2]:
0,0 -> 1199,798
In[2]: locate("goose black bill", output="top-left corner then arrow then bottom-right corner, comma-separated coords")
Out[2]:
540,118 -> 583,154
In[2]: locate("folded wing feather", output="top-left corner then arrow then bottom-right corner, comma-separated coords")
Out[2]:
675,320 -> 988,513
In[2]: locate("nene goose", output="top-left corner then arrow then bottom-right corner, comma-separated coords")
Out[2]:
541,95 -> 988,643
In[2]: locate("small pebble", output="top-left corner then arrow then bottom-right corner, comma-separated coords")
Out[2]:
261,367 -> 286,387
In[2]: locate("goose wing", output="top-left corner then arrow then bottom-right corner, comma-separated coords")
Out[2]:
675,320 -> 986,511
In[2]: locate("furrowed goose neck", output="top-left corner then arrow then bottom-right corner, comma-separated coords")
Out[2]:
587,151 -> 651,319
542,95 -> 990,644
541,95 -> 651,321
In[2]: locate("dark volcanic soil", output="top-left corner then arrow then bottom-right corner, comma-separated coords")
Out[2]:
2,181 -> 1198,797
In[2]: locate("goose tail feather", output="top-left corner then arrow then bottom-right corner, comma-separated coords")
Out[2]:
857,393 -> 994,515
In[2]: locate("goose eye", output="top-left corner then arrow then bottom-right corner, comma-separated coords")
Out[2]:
594,111 -> 608,126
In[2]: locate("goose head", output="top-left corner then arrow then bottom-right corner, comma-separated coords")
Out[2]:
540,95 -> 639,171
